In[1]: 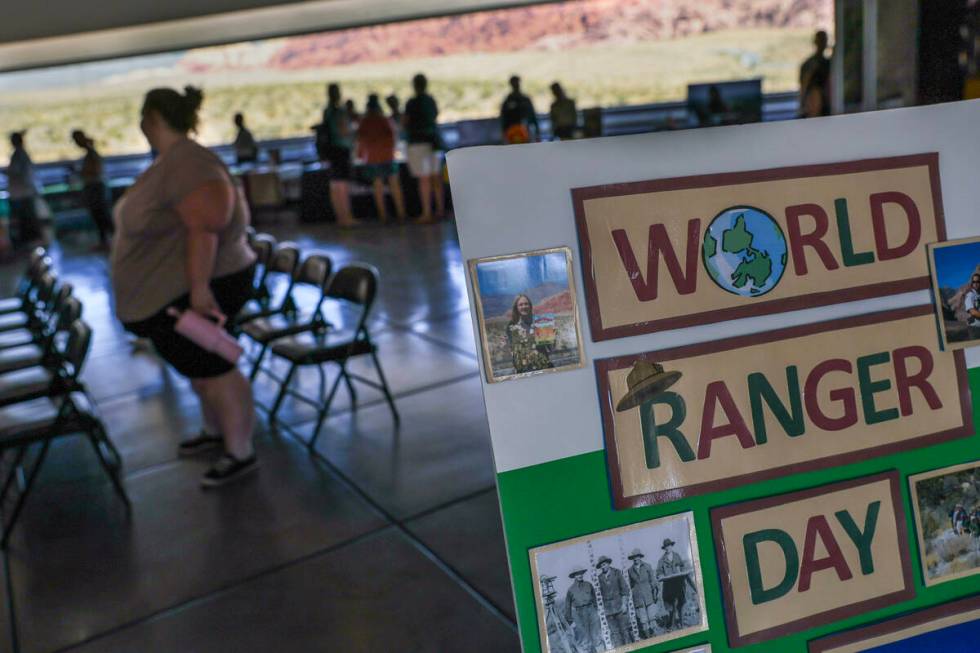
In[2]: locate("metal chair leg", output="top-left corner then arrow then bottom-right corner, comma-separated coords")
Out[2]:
0,446 -> 28,504
268,364 -> 297,423
343,368 -> 357,406
2,440 -> 52,548
308,364 -> 345,451
249,343 -> 269,381
86,429 -> 131,510
370,350 -> 400,425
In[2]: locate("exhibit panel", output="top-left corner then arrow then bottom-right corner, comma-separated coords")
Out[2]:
448,100 -> 980,653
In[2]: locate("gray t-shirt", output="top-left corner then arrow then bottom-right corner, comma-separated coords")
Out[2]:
111,138 -> 256,323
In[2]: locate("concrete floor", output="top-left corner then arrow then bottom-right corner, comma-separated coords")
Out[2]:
0,219 -> 519,653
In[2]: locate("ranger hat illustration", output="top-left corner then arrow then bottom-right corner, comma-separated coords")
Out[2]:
595,555 -> 613,569
616,360 -> 682,412
627,548 -> 645,560
569,566 -> 588,578
661,538 -> 676,550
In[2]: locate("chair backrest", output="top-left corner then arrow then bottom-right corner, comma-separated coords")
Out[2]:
267,242 -> 300,275
295,253 -> 333,288
61,320 -> 92,381
33,273 -> 58,307
326,264 -> 378,334
19,254 -> 52,299
56,297 -> 82,332
251,233 -> 276,266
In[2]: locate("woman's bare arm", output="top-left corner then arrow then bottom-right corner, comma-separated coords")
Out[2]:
177,179 -> 235,323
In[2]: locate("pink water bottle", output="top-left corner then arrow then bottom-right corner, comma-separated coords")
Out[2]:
167,307 -> 244,364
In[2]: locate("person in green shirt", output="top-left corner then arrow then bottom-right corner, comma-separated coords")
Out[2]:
315,83 -> 356,227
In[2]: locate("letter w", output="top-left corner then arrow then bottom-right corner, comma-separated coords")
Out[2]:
611,219 -> 701,301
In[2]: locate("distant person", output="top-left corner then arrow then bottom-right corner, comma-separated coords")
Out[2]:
111,86 -> 258,487
549,82 -> 577,140
800,30 -> 831,118
5,131 -> 43,248
314,83 -> 356,227
500,75 -> 539,144
386,94 -> 406,145
403,73 -> 444,223
232,113 -> 258,165
72,129 -> 113,248
357,94 -> 406,223
385,94 -> 402,126
345,99 -> 361,130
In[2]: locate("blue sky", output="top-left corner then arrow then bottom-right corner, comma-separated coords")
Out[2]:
475,252 -> 568,297
934,240 -> 980,289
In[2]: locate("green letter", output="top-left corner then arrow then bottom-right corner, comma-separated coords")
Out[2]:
857,352 -> 900,425
835,501 -> 881,575
748,367 -> 804,444
640,392 -> 696,469
744,529 -> 799,605
835,198 -> 875,267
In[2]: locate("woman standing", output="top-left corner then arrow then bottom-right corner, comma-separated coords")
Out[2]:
357,94 -> 406,223
111,86 -> 258,487
506,293 -> 553,374
72,130 -> 114,249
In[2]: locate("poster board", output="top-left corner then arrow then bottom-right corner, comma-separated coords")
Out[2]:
448,100 -> 980,653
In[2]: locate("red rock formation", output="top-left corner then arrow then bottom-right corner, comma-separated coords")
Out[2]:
179,0 -> 832,72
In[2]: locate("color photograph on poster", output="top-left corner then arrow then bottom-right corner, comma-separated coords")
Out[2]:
808,594 -> 980,653
468,247 -> 585,383
595,305 -> 973,509
528,512 -> 707,653
712,471 -> 914,647
928,235 -> 980,351
572,153 -> 946,341
908,460 -> 980,587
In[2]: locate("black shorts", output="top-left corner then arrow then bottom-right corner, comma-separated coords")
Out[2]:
124,265 -> 255,379
322,145 -> 352,181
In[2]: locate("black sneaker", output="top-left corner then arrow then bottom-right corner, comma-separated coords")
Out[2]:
201,453 -> 258,488
177,432 -> 224,457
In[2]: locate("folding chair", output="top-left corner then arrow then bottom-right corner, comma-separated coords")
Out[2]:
0,278 -> 71,353
248,233 -> 277,304
241,252 -> 332,381
0,248 -> 50,317
0,309 -> 89,409
0,321 -> 129,546
265,264 -> 399,449
0,272 -> 60,339
0,296 -> 81,376
235,241 -> 300,326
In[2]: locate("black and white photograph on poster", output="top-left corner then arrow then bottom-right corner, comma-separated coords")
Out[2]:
909,460 -> 980,587
529,512 -> 707,653
927,235 -> 980,350
468,247 -> 585,383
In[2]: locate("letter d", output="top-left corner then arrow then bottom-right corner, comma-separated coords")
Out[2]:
743,529 -> 799,605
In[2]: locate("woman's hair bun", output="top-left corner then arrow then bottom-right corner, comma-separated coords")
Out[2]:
183,86 -> 204,112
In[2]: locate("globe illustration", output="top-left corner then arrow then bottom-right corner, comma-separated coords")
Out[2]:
702,206 -> 787,297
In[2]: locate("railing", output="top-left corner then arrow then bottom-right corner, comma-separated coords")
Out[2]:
1,91 -> 799,195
